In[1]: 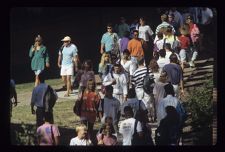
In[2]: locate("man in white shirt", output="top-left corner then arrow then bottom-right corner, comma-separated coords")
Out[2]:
57,36 -> 79,97
119,106 -> 143,145
157,49 -> 170,73
103,63 -> 128,107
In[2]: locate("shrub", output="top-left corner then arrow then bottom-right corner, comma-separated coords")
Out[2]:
186,77 -> 213,131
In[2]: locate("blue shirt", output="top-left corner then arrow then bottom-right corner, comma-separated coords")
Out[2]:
59,44 -> 78,66
101,32 -> 119,52
31,83 -> 48,108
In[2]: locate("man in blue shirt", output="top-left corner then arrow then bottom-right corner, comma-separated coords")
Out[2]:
100,23 -> 119,56
57,36 -> 79,97
31,72 -> 58,127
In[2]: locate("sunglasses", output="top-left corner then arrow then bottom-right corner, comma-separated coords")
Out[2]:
35,40 -> 40,42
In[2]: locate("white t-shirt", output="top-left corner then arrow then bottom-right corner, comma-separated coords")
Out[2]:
157,95 -> 179,125
138,25 -> 154,42
165,51 -> 172,62
119,118 -> 142,145
70,137 -> 92,146
157,57 -> 170,72
98,97 -> 121,125
155,39 -> 165,51
120,59 -> 137,76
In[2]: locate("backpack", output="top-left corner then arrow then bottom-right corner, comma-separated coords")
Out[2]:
44,85 -> 58,112
143,67 -> 155,95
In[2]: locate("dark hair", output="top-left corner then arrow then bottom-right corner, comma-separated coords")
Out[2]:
105,85 -> 113,92
165,106 -> 180,124
123,31 -> 130,37
166,26 -> 173,33
113,63 -> 121,68
137,57 -> 145,65
107,23 -> 113,27
164,83 -> 175,96
186,15 -> 193,21
124,106 -> 134,117
164,43 -> 172,50
133,30 -> 139,34
127,88 -> 136,98
123,49 -> 130,56
169,53 -> 178,63
82,59 -> 93,70
140,16 -> 147,21
158,49 -> 166,57
168,13 -> 175,18
157,32 -> 164,39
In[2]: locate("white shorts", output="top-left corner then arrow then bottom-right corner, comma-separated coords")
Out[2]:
60,65 -> 74,76
34,70 -> 42,76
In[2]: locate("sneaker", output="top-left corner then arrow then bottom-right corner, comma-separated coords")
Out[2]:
189,61 -> 195,67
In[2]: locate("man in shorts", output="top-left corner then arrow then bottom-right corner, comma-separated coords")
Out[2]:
57,36 -> 79,97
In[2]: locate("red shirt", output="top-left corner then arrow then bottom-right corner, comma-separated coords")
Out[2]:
178,35 -> 190,49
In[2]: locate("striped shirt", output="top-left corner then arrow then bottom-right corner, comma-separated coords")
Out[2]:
155,21 -> 176,35
131,67 -> 154,89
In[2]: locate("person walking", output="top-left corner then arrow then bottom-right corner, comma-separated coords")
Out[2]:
29,35 -> 50,87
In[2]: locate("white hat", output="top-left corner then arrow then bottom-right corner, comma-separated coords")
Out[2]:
61,36 -> 71,41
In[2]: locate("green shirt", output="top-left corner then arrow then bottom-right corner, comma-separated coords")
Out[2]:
29,45 -> 49,71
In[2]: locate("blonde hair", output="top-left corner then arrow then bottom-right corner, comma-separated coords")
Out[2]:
99,52 -> 111,68
75,124 -> 87,133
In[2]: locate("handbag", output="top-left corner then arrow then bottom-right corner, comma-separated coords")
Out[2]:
73,89 -> 85,116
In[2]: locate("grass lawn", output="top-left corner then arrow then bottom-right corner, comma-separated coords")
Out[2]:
11,78 -> 102,145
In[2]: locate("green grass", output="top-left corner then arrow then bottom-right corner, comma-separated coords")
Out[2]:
16,78 -> 63,94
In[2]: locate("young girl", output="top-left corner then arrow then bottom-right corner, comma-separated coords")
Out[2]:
79,79 -> 100,141
97,124 -> 117,145
70,124 -> 92,146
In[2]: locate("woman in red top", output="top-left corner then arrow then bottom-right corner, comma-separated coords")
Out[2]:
79,79 -> 100,141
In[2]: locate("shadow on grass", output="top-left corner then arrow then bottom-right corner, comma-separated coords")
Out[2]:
11,123 -> 99,145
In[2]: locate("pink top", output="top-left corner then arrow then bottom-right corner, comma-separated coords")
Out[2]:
97,133 -> 117,145
37,123 -> 60,145
80,71 -> 95,87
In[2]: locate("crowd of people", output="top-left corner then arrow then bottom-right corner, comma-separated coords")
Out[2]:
10,7 -> 215,146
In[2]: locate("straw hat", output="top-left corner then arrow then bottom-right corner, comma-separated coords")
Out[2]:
61,36 -> 71,41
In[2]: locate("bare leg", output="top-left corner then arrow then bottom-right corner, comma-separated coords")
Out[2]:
62,76 -> 67,87
35,75 -> 40,87
67,75 -> 72,95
